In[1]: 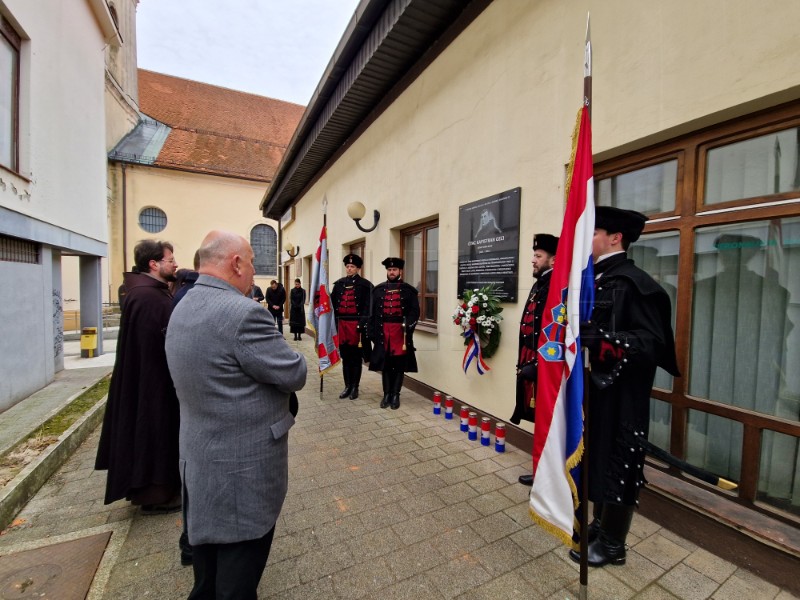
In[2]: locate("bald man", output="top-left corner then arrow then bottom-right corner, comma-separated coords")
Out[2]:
166,230 -> 307,598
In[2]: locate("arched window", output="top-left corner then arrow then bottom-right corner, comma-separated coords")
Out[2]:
251,224 -> 277,275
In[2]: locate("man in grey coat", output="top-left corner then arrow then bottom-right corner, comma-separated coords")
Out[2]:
166,230 -> 307,598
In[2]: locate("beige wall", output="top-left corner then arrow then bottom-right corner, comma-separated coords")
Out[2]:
108,166 -> 277,298
281,0 -> 800,428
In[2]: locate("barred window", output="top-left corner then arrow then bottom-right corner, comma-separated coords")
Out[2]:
0,234 -> 39,264
138,207 -> 167,233
251,224 -> 277,275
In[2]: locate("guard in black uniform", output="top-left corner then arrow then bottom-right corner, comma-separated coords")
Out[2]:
331,254 -> 373,399
569,206 -> 679,567
368,257 -> 420,409
512,233 -> 558,486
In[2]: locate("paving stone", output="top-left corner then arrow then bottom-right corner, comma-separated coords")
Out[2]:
1,343 -> 794,600
471,511 -> 524,544
633,532 -> 692,571
473,536 -> 533,576
467,489 -> 517,516
682,547 -> 737,584
606,547 -> 665,592
658,562 -> 720,599
425,553 -> 492,599
711,568 -> 780,599
331,555 -> 395,598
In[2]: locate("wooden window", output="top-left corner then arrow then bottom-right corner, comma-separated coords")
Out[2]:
0,16 -> 20,172
401,220 -> 438,327
594,100 -> 800,520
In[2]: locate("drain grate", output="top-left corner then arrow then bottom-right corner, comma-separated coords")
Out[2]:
0,532 -> 111,599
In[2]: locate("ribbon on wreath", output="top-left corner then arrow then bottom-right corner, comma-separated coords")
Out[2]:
462,329 -> 491,375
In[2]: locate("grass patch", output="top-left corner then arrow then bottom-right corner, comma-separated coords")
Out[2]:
0,375 -> 110,486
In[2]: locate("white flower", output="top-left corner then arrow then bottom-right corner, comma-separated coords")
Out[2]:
482,303 -> 488,308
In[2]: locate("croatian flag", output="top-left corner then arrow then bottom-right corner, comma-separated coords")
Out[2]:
529,104 -> 595,545
308,225 -> 341,374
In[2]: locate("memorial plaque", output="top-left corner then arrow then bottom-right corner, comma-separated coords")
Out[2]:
457,187 -> 521,301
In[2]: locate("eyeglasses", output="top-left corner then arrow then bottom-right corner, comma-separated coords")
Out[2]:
158,258 -> 176,264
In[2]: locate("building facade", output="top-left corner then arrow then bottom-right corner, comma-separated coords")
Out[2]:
108,70 -> 304,297
263,0 -> 800,564
0,0 -> 120,410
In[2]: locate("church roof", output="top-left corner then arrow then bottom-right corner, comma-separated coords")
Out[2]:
110,70 -> 305,182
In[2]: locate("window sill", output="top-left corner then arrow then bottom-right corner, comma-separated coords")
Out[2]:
0,164 -> 31,184
415,322 -> 438,334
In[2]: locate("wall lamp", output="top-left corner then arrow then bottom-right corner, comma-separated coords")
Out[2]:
283,240 -> 300,258
347,201 -> 380,233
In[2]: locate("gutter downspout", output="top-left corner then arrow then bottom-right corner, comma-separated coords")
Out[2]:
122,162 -> 128,272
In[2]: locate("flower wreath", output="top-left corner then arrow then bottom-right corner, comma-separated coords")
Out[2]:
452,284 -> 503,374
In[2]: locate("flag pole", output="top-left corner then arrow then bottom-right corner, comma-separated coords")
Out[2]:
579,12 -> 592,600
320,196 -> 328,396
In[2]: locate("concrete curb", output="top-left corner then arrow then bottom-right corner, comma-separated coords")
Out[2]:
0,398 -> 106,531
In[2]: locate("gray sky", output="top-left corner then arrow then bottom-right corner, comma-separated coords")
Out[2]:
136,0 -> 361,106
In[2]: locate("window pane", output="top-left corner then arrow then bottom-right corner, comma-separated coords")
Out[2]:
250,224 -> 277,275
403,231 -> 422,291
425,226 -> 438,293
686,410 -> 742,483
0,33 -> 17,169
758,429 -> 800,516
596,160 -> 677,215
689,218 -> 799,420
649,398 -> 671,452
630,231 -> 679,391
138,207 -> 167,233
423,296 -> 435,322
705,127 -> 800,204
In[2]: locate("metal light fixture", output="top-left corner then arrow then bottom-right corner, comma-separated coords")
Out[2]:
347,201 -> 380,233
283,240 -> 299,258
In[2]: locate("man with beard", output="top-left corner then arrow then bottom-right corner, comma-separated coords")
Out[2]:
511,233 -> 558,486
96,239 -> 182,514
331,254 -> 373,399
368,257 -> 420,409
569,206 -> 679,567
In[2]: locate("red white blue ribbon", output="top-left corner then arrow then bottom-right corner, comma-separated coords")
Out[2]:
462,330 -> 491,375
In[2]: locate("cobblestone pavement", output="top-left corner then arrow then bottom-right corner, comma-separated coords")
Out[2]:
0,338 -> 796,599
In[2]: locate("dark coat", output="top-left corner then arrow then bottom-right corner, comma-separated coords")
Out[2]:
368,280 -> 420,372
265,284 -> 286,320
331,274 -> 373,360
586,253 -> 679,506
95,272 -> 181,504
511,269 -> 552,424
289,286 -> 306,333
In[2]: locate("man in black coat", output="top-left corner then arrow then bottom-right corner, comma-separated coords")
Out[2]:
368,257 -> 420,409
512,233 -> 558,486
265,280 -> 286,333
96,239 -> 182,514
570,206 -> 679,567
331,254 -> 373,399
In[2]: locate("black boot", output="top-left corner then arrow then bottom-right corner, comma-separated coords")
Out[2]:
350,360 -> 362,399
339,386 -> 352,399
380,371 -> 391,408
588,501 -> 603,542
179,531 -> 192,566
569,504 -> 633,567
518,474 -> 534,486
390,370 -> 403,410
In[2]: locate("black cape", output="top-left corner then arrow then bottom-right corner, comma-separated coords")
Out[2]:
95,272 -> 181,505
